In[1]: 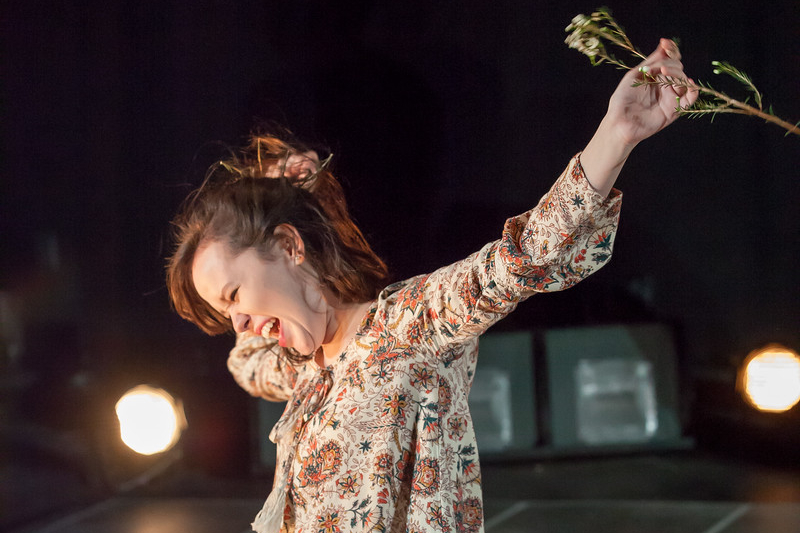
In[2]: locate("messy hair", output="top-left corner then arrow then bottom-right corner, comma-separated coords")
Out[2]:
166,134 -> 390,344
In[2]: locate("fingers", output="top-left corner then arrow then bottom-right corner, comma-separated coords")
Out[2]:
264,150 -> 320,179
659,59 -> 690,96
660,38 -> 680,61
682,78 -> 700,107
639,38 -> 680,66
633,38 -> 694,98
288,150 -> 320,179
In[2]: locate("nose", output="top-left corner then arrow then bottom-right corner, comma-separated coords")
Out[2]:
232,312 -> 251,333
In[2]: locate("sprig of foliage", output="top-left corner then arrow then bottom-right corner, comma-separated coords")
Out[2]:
564,7 -> 646,69
712,61 -> 762,109
564,7 -> 799,137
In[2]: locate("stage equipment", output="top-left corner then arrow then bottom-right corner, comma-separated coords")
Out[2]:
470,331 -> 537,454
115,385 -> 187,455
255,324 -> 686,467
543,323 -> 685,451
738,344 -> 800,413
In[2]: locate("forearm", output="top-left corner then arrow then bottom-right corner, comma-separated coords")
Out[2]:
228,333 -> 298,401
580,114 -> 637,198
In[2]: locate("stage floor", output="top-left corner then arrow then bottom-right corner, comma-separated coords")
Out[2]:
9,453 -> 800,533
11,497 -> 800,533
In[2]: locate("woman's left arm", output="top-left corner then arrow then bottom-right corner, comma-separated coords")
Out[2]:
581,38 -> 698,197
387,40 -> 694,350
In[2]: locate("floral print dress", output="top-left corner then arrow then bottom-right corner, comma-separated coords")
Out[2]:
227,155 -> 622,533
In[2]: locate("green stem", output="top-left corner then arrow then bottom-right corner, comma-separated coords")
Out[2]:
639,76 -> 800,137
691,85 -> 799,136
569,10 -> 799,137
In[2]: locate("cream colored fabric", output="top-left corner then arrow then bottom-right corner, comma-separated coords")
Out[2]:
229,155 -> 622,532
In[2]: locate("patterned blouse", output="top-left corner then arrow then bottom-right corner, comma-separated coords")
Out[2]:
227,155 -> 622,533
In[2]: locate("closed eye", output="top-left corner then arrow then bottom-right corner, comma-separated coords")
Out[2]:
220,287 -> 239,319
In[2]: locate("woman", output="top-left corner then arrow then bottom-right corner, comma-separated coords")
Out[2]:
167,39 -> 695,533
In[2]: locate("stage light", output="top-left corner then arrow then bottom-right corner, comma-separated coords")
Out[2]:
739,344 -> 800,413
115,385 -> 187,455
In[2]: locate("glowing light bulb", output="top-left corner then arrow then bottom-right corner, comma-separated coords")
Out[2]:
115,385 -> 186,455
740,345 -> 800,413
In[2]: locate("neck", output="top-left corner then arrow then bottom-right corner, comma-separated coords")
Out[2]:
318,299 -> 372,367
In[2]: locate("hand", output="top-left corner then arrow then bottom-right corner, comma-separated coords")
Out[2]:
263,150 -> 320,182
605,38 -> 699,147
580,39 -> 698,196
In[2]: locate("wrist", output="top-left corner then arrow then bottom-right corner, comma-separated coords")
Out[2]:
580,115 -> 636,197
596,113 -> 638,158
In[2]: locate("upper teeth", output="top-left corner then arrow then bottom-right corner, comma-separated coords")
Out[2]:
260,319 -> 276,338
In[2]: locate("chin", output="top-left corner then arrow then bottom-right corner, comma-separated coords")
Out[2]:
293,341 -> 319,358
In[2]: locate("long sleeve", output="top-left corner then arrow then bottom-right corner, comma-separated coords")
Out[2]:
382,154 -> 622,351
227,332 -> 310,402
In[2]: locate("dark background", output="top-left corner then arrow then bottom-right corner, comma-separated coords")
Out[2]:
2,0 -> 800,526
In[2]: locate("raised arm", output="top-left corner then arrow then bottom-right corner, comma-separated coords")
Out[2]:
581,38 -> 698,197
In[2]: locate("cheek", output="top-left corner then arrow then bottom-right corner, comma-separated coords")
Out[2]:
292,269 -> 327,315
301,284 -> 327,315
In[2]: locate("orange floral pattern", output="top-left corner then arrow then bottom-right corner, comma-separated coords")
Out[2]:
228,154 -> 622,532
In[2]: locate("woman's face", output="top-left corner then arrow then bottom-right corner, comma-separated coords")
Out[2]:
191,236 -> 331,356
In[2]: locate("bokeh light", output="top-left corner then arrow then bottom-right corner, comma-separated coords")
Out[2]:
115,385 -> 186,455
740,345 -> 800,413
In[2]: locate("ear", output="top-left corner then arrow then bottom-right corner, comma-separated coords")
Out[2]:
272,224 -> 306,265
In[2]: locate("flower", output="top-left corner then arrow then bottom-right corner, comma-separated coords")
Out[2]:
317,511 -> 342,533
583,36 -> 601,56
447,416 -> 468,440
336,472 -> 362,498
381,391 -> 409,421
565,29 -> 603,58
565,13 -> 591,32
453,497 -> 483,533
297,441 -> 342,488
425,502 -> 449,530
410,363 -> 435,391
565,30 -> 582,49
564,8 -> 800,136
370,453 -> 394,486
412,458 -> 440,496
375,453 -> 393,472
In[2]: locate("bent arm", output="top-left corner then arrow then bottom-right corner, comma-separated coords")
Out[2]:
227,332 -> 306,401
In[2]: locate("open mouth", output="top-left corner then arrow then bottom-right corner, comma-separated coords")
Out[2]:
260,318 -> 280,339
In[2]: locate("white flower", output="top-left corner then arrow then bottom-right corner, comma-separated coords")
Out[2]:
565,31 -> 582,49
572,14 -> 590,26
565,14 -> 590,32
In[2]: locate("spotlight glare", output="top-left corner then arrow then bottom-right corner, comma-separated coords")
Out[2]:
740,345 -> 800,413
115,385 -> 186,455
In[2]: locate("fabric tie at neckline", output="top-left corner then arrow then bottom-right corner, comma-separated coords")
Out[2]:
251,367 -> 333,533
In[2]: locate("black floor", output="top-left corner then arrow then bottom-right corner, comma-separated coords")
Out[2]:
7,451 -> 800,533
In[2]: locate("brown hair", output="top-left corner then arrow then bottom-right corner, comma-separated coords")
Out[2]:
166,134 -> 390,341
